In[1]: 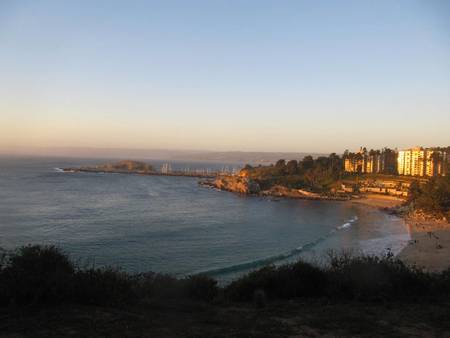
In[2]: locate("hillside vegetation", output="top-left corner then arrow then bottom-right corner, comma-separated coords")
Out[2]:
241,154 -> 343,192
409,175 -> 450,219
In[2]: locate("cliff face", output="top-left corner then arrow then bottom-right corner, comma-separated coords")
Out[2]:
207,177 -> 349,200
213,176 -> 261,194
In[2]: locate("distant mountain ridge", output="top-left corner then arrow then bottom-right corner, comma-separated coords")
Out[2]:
173,151 -> 325,164
2,147 -> 325,165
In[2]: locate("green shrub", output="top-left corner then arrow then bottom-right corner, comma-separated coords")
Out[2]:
226,253 -> 450,303
409,176 -> 450,218
73,268 -> 135,306
185,274 -> 218,301
1,245 -> 449,308
0,245 -> 74,305
327,254 -> 432,301
253,289 -> 267,308
226,261 -> 328,301
134,272 -> 184,300
0,245 -> 220,307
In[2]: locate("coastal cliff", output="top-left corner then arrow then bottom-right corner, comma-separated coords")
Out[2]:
204,175 -> 350,200
212,175 -> 261,194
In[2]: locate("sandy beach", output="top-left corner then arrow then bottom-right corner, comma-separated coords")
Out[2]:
397,220 -> 450,272
349,194 -> 450,272
349,193 -> 406,209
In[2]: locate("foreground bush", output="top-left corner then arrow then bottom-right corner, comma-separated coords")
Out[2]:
225,252 -> 450,302
226,261 -> 327,301
0,245 -> 449,307
0,245 -> 74,304
185,274 -> 218,301
325,252 -> 436,301
0,245 -> 218,306
72,268 -> 136,306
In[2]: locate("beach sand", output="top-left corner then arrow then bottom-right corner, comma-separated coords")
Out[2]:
349,193 -> 405,209
350,194 -> 450,272
397,220 -> 450,272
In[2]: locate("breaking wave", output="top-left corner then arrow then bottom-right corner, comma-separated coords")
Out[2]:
337,215 -> 358,230
197,215 -> 359,277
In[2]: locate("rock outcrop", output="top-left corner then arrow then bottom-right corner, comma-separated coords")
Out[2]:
98,160 -> 154,173
64,160 -> 155,173
261,185 -> 321,199
205,177 -> 349,200
213,176 -> 261,194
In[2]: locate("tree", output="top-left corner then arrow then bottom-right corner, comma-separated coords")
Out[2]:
409,176 -> 450,217
286,160 -> 298,175
275,159 -> 286,168
328,153 -> 342,174
300,156 -> 314,170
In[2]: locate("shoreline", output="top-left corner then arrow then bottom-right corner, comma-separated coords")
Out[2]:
209,183 -> 450,272
396,217 -> 450,272
347,194 -> 450,272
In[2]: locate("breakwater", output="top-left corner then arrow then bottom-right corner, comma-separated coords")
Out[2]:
62,167 -> 218,178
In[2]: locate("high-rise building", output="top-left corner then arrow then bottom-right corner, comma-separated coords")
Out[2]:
398,148 -> 424,176
397,150 -> 406,175
398,147 -> 447,177
345,146 -> 446,177
411,148 -> 426,176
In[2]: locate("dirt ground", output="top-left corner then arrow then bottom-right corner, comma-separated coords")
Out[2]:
1,300 -> 449,337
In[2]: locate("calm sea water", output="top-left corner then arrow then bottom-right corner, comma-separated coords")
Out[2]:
0,156 -> 410,282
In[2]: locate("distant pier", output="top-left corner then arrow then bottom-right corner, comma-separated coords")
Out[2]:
61,160 -> 239,179
61,167 -> 222,179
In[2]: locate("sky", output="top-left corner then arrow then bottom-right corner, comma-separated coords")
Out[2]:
1,0 -> 449,154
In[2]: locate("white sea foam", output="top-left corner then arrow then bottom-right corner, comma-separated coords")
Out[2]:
337,222 -> 352,230
349,215 -> 358,223
337,215 -> 358,230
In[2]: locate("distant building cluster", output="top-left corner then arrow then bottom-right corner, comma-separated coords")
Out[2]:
397,147 -> 447,177
344,147 -> 448,177
343,148 -> 397,175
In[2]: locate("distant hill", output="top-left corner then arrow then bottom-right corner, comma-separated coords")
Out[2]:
2,147 -> 325,164
172,151 -> 326,165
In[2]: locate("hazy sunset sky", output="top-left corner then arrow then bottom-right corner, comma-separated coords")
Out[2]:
1,0 -> 449,154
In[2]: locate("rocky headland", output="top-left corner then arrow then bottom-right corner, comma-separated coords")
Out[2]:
201,175 -> 350,201
63,160 -> 154,174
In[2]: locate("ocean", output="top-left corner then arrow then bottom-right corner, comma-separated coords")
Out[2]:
0,156 -> 410,282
